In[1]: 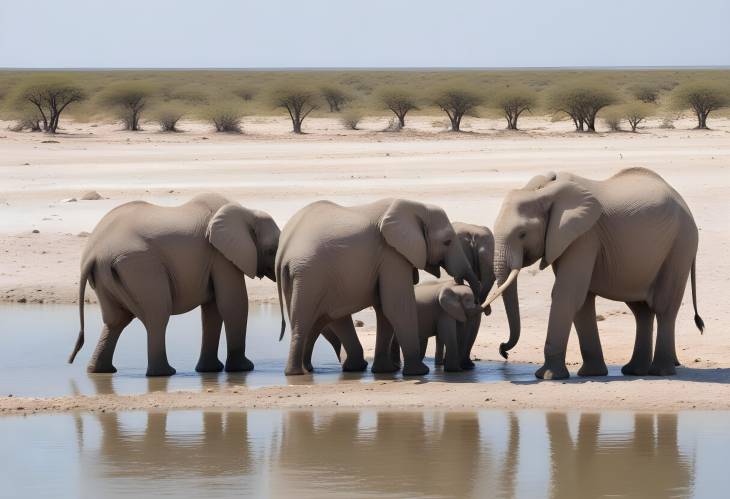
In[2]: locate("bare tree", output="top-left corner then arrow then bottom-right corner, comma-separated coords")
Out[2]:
16,77 -> 85,133
380,89 -> 418,128
271,87 -> 319,133
102,83 -> 154,131
205,106 -> 243,133
493,87 -> 537,130
433,88 -> 483,132
549,84 -> 616,132
321,86 -> 349,112
340,110 -> 363,130
673,82 -> 730,129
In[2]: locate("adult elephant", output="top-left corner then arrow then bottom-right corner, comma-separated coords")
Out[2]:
483,167 -> 703,379
68,193 -> 281,376
276,198 -> 480,376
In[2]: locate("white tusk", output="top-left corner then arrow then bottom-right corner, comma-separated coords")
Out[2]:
481,269 -> 519,310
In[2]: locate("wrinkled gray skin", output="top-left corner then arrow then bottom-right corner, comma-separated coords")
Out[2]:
68,193 -> 281,376
492,167 -> 703,380
414,281 -> 481,371
276,198 -> 480,376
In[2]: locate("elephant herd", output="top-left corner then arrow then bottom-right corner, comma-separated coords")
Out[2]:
68,166 -> 704,380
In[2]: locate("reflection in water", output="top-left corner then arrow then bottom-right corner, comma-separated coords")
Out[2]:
50,410 -> 710,498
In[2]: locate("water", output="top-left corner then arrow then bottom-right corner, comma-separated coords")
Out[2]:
0,304 -> 538,397
1,408 -> 727,498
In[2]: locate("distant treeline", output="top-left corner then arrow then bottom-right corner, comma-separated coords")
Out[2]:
0,69 -> 728,134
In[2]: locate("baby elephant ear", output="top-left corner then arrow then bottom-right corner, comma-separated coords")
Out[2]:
379,199 -> 428,269
207,203 -> 258,278
438,286 -> 467,323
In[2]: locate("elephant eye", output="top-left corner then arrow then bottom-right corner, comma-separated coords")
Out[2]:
444,239 -> 452,246
519,232 -> 527,240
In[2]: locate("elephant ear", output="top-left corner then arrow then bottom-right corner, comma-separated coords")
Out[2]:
206,203 -> 258,278
523,172 -> 557,191
379,199 -> 428,269
540,181 -> 602,269
438,286 -> 467,323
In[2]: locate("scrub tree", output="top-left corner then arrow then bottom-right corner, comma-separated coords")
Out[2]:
548,84 -> 616,132
271,87 -> 319,133
672,82 -> 730,129
321,86 -> 350,112
433,88 -> 483,132
102,83 -> 154,131
380,88 -> 418,128
493,87 -> 537,130
16,76 -> 85,133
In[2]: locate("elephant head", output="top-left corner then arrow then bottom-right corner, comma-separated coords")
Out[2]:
484,173 -> 602,357
453,222 -> 495,307
439,284 -> 481,323
207,203 -> 281,281
379,199 -> 481,300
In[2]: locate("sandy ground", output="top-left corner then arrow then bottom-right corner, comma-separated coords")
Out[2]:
1,115 -> 729,413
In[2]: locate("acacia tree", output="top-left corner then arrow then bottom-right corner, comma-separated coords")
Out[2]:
433,88 -> 483,132
623,102 -> 654,132
271,87 -> 319,133
102,83 -> 154,131
380,89 -> 418,128
493,87 -> 537,130
320,86 -> 349,112
17,77 -> 85,133
673,82 -> 730,129
549,84 -> 616,132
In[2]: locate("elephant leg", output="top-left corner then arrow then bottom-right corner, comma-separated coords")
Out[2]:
143,314 -> 174,376
372,305 -> 399,373
649,309 -> 679,376
536,235 -> 598,380
621,301 -> 654,376
302,329 -> 319,372
211,261 -> 253,373
87,306 -> 133,374
328,316 -> 368,372
434,338 -> 445,366
379,257 -> 429,376
390,334 -> 402,368
574,293 -> 608,377
196,302 -> 224,373
460,315 -> 481,370
321,327 -> 342,361
285,283 -> 322,376
437,316 -> 461,372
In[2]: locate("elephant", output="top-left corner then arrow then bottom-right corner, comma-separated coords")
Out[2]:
67,193 -> 281,376
482,167 -> 704,379
414,280 -> 481,371
275,198 -> 480,376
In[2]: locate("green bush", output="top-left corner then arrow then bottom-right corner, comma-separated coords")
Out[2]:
321,86 -> 350,112
205,106 -> 243,133
548,83 -> 616,132
101,83 -> 155,131
672,82 -> 730,129
154,105 -> 185,132
601,106 -> 623,131
432,87 -> 483,132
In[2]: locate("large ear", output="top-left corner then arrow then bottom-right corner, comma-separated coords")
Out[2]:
540,181 -> 602,268
379,199 -> 428,269
523,172 -> 557,191
206,203 -> 258,278
438,286 -> 467,323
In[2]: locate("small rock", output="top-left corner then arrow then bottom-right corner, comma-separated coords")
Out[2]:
23,162 -> 30,166
694,358 -> 701,363
17,298 -> 27,303
354,320 -> 365,327
61,198 -> 78,203
31,229 -> 39,234
77,231 -> 91,237
41,140 -> 59,144
81,191 -> 102,201
596,314 -> 605,321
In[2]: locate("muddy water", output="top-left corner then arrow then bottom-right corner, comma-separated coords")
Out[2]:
0,304 -> 538,397
1,409 -> 727,498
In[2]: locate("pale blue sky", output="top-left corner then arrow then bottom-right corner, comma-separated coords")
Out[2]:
1,0 -> 728,68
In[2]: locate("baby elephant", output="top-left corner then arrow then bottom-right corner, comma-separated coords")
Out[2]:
68,193 -> 280,376
414,281 -> 482,371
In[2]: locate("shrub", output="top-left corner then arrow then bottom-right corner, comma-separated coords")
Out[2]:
321,86 -> 350,112
341,110 -> 363,130
15,76 -> 85,133
206,106 -> 243,133
270,87 -> 319,133
601,106 -> 623,131
493,87 -> 537,130
154,106 -> 184,132
233,86 -> 257,102
379,89 -> 418,128
433,88 -> 483,132
672,82 -> 730,129
101,83 -> 155,131
623,102 -> 654,132
631,84 -> 661,104
548,84 -> 616,132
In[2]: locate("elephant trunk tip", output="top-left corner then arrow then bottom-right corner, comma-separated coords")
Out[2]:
499,343 -> 510,360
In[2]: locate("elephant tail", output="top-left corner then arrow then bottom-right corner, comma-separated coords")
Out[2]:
277,263 -> 287,341
691,258 -> 704,334
69,259 -> 94,363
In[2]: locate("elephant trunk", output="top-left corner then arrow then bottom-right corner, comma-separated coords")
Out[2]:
445,241 -> 481,304
492,240 -> 522,359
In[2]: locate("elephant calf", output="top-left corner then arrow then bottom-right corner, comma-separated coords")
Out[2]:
68,193 -> 280,376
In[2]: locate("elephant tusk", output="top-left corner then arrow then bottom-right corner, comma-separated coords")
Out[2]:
481,269 -> 519,310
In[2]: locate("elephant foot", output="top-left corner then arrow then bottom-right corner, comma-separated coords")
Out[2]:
621,361 -> 650,376
577,360 -> 608,377
225,356 -> 254,372
342,357 -> 368,372
87,363 -> 117,374
146,364 -> 176,377
304,361 -> 314,372
195,357 -> 224,373
460,358 -> 476,370
371,359 -> 400,373
402,360 -> 430,376
285,364 -> 306,376
648,362 -> 676,376
434,357 -> 444,367
443,363 -> 462,373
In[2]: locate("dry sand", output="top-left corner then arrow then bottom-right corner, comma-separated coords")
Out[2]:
1,115 -> 729,414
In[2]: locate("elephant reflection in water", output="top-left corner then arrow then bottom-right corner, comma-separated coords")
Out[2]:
546,412 -> 693,499
271,411 -> 521,499
74,411 -> 254,484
